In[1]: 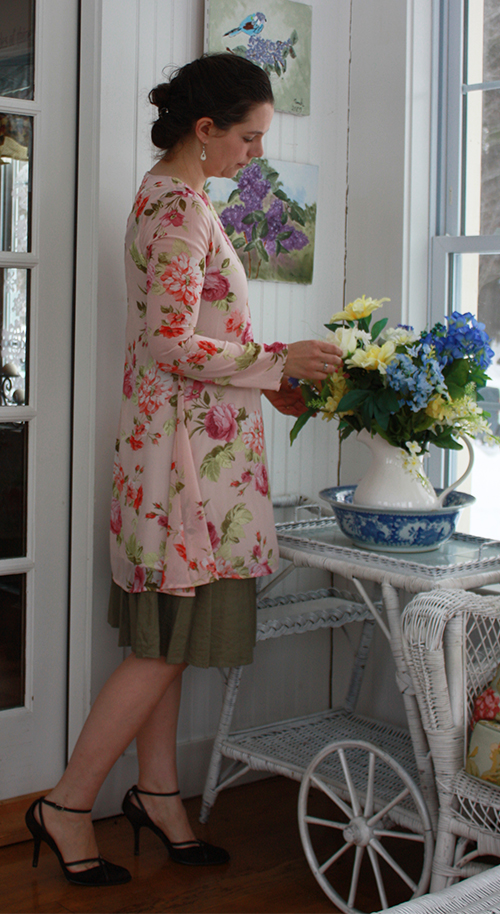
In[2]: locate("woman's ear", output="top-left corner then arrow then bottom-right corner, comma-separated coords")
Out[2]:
194,117 -> 215,144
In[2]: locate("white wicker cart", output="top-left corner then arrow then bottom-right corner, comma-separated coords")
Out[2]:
200,507 -> 500,912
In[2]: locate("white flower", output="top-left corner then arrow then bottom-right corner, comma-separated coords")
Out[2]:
326,326 -> 371,358
381,325 -> 419,346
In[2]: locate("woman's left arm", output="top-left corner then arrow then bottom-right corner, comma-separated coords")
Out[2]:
263,382 -> 308,417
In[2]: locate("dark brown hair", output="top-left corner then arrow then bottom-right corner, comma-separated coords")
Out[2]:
149,53 -> 274,154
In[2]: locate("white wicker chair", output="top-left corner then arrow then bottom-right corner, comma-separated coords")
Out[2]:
380,863 -> 500,913
401,589 -> 500,892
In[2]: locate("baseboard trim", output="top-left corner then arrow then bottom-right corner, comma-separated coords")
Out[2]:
0,790 -> 46,848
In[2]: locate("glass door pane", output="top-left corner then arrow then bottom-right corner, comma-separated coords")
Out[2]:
0,114 -> 32,252
0,574 -> 26,710
0,422 -> 28,558
0,266 -> 28,405
0,1 -> 35,100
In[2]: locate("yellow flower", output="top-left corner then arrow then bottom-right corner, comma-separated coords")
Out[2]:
322,371 -> 350,418
346,340 -> 396,374
330,295 -> 390,323
425,396 -> 447,421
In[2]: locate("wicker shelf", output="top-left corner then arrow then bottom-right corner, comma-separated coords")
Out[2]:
223,707 -> 417,785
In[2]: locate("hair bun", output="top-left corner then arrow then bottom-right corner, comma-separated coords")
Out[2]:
149,54 -> 273,153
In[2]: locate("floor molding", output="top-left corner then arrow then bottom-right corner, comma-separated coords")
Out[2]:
0,791 -> 46,847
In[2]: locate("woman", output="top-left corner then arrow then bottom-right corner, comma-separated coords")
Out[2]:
25,53 -> 342,886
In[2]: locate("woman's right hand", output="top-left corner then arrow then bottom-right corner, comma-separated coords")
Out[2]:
282,340 -> 343,381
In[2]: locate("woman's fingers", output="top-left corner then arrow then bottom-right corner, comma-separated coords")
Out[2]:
282,340 -> 343,380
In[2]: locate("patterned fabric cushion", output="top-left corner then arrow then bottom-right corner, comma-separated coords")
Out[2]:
467,665 -> 500,785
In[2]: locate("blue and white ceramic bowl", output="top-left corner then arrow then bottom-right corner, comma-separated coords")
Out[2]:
319,486 -> 476,552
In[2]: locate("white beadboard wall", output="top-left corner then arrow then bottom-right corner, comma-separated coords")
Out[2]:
89,0 -> 432,814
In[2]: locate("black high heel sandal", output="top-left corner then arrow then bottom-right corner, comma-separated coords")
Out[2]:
122,785 -> 230,866
25,797 -> 131,886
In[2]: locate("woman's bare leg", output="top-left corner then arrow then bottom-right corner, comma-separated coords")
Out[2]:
38,654 -> 185,868
132,673 -> 198,845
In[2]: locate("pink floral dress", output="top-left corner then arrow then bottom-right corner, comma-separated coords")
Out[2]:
110,174 -> 288,596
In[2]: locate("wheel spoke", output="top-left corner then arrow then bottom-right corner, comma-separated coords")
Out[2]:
318,840 -> 353,874
367,787 -> 410,828
364,750 -> 376,818
367,844 -> 388,910
373,829 -> 424,842
305,815 -> 347,830
310,773 -> 354,819
348,845 -> 364,909
371,837 -> 418,891
338,748 -> 361,817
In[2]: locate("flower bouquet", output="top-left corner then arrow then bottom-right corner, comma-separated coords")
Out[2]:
290,296 -> 498,462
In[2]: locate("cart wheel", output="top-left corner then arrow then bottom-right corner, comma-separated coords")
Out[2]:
298,739 -> 433,913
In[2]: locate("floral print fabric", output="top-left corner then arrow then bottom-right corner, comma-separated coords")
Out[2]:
110,174 -> 288,596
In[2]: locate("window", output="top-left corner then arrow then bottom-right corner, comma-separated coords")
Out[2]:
431,0 -> 500,537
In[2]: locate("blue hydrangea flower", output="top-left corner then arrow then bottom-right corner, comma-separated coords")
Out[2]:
386,351 -> 446,412
425,311 -> 494,369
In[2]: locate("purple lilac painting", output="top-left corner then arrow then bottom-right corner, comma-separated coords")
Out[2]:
210,157 -> 318,285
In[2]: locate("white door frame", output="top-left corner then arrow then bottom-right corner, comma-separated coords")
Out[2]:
67,0 -> 102,754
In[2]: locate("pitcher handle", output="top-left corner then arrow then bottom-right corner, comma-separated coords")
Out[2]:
435,435 -> 474,507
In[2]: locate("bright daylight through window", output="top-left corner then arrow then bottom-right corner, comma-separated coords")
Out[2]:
434,0 -> 500,537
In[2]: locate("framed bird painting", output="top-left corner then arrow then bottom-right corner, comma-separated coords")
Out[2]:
205,0 -> 312,116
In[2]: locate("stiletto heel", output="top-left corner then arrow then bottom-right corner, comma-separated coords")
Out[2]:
122,785 -> 230,866
31,836 -> 41,868
25,797 -> 131,886
132,823 -> 141,856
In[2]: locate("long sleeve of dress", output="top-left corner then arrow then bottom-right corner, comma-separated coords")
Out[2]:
135,180 -> 287,389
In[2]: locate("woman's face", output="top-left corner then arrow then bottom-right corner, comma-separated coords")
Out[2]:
204,102 -> 274,179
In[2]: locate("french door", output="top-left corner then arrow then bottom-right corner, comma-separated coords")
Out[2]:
0,0 -> 78,797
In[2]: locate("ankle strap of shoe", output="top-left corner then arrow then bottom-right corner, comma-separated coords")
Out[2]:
41,797 -> 92,814
135,786 -> 180,797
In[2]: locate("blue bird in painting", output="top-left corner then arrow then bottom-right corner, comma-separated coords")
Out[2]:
223,12 -> 267,38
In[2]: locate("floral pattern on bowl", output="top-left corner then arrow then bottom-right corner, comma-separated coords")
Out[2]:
319,486 -> 476,553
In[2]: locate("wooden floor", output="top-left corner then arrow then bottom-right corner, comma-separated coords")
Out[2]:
0,777 -> 418,914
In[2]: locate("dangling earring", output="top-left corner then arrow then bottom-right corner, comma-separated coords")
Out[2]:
200,144 -> 207,161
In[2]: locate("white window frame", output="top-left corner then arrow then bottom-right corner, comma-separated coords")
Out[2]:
428,0 -> 500,487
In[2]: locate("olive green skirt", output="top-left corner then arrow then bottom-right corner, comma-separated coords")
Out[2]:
108,577 -> 257,667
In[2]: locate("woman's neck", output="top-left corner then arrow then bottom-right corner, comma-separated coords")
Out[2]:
149,144 -> 206,195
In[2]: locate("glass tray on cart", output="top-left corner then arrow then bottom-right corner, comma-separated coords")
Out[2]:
275,516 -> 500,584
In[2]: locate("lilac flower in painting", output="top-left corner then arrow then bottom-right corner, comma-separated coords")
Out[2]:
280,226 -> 308,252
217,157 -> 315,282
219,204 -> 247,235
246,34 -> 295,73
238,163 -> 270,209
